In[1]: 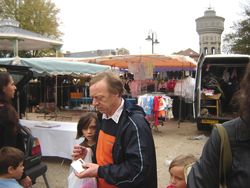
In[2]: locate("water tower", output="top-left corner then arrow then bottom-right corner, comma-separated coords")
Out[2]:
196,8 -> 225,54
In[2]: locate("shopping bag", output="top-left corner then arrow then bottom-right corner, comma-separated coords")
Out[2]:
68,172 -> 97,188
68,148 -> 97,188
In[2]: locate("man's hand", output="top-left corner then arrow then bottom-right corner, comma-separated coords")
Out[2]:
75,162 -> 99,178
20,176 -> 32,188
71,145 -> 87,161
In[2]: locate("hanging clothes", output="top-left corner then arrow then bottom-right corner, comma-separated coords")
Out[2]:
137,94 -> 173,127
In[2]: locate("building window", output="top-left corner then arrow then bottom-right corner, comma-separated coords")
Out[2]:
211,47 -> 216,54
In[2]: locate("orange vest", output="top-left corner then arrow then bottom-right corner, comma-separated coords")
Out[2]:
96,130 -> 117,188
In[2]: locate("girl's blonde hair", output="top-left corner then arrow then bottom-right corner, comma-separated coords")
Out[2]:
169,154 -> 197,171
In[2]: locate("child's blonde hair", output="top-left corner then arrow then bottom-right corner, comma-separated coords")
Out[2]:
169,154 -> 197,171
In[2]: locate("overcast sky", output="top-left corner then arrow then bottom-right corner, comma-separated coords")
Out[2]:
52,0 -> 246,55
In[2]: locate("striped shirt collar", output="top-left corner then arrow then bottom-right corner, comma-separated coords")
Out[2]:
102,98 -> 124,123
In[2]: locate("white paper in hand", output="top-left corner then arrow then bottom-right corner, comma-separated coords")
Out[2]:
71,158 -> 86,173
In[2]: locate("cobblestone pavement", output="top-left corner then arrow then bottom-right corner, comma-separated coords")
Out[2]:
26,112 -> 208,188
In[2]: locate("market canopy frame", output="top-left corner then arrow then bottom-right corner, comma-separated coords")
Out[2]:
0,19 -> 63,56
0,57 -> 111,77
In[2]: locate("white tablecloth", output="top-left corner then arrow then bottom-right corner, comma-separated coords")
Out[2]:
20,119 -> 82,159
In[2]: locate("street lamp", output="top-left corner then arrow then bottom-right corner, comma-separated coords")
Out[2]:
145,31 -> 160,54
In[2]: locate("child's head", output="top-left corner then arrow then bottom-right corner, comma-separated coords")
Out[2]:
76,112 -> 97,142
168,154 -> 197,188
0,146 -> 25,179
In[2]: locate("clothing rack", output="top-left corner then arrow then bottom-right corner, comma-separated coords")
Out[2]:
138,93 -> 173,129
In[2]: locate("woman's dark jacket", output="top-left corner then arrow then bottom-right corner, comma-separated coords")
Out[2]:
93,101 -> 157,188
0,105 -> 26,179
0,105 -> 24,151
187,116 -> 250,188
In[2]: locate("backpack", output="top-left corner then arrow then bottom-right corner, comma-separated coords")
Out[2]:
20,125 -> 42,169
215,124 -> 232,188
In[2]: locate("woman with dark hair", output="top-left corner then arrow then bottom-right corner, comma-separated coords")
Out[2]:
187,63 -> 250,187
0,71 -> 32,188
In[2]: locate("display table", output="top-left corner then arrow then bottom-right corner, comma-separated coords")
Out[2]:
19,119 -> 82,159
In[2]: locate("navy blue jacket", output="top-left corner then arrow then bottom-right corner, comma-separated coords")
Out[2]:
94,100 -> 157,188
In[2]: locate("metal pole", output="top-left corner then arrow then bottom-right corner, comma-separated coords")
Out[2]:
12,39 -> 19,57
55,75 -> 57,111
152,33 -> 154,54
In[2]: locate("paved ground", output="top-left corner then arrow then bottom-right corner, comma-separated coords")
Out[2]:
26,112 -> 208,188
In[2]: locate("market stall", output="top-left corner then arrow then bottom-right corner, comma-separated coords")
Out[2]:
85,54 -> 197,126
0,58 -> 111,116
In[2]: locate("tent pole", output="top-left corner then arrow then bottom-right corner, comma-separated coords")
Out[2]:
55,75 -> 58,114
61,76 -> 63,108
178,70 -> 184,128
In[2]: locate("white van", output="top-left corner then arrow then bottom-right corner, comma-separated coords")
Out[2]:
195,54 -> 250,130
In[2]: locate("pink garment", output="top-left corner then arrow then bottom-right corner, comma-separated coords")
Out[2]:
128,63 -> 145,80
166,80 -> 176,92
129,81 -> 140,97
153,96 -> 159,126
81,178 -> 97,188
166,184 -> 174,188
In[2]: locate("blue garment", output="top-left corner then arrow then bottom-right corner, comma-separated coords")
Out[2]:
0,178 -> 23,188
139,96 -> 153,115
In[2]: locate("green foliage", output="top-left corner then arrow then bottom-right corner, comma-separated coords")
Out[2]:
223,1 -> 250,54
0,0 -> 18,19
116,48 -> 130,55
0,0 -> 62,57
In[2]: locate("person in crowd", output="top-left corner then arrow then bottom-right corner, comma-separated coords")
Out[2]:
187,62 -> 250,187
0,146 -> 25,188
76,112 -> 97,148
0,71 -> 32,188
167,154 -> 197,188
68,112 -> 98,188
72,71 -> 157,188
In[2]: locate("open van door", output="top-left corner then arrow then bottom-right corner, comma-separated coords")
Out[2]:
194,53 -> 205,120
195,54 -> 250,130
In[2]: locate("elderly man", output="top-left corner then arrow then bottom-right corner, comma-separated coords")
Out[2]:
72,72 -> 157,188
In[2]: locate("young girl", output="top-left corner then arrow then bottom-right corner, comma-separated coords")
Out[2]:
68,112 -> 98,188
167,154 -> 197,188
76,112 -> 97,148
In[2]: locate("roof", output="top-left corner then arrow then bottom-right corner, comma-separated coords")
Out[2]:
64,49 -> 116,58
174,48 -> 199,57
0,19 -> 63,50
